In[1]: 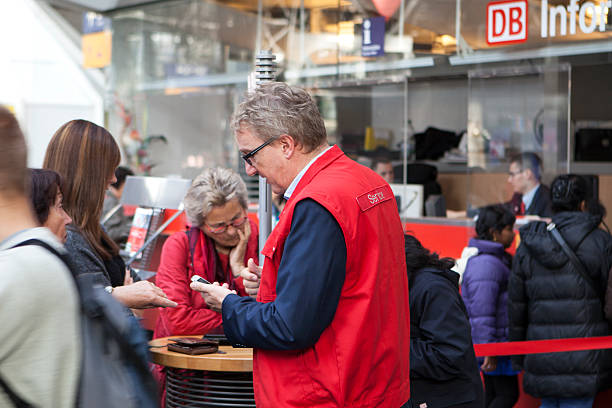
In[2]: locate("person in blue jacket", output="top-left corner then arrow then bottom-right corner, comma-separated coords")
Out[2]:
461,204 -> 519,408
406,234 -> 484,408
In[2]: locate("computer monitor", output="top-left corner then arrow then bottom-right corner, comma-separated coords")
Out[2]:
390,183 -> 424,218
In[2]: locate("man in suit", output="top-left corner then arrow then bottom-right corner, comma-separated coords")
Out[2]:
507,152 -> 552,217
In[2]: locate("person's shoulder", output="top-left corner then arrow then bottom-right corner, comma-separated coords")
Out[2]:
412,268 -> 457,293
466,252 -> 506,273
164,229 -> 191,248
538,184 -> 551,195
160,229 -> 193,261
0,228 -> 71,283
65,226 -> 105,267
1,227 -> 64,250
65,226 -> 90,249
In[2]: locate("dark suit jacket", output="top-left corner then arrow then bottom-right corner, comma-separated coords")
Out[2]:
509,184 -> 552,217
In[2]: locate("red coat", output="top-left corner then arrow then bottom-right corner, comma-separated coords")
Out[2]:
153,220 -> 258,338
255,145 -> 410,407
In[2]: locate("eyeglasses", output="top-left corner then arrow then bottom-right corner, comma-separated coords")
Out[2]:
204,215 -> 248,234
241,137 -> 278,166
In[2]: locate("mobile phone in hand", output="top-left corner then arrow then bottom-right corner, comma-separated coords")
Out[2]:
191,275 -> 211,285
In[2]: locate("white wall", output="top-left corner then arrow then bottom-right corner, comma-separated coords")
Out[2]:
0,0 -> 104,167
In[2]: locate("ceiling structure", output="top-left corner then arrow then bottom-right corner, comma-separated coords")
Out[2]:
44,0 -> 612,66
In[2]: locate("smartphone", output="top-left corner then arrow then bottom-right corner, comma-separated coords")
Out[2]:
191,274 -> 211,285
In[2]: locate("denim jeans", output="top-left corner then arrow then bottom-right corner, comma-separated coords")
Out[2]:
539,396 -> 595,408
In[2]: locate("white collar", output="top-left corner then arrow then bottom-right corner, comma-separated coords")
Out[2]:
283,145 -> 332,200
522,183 -> 541,209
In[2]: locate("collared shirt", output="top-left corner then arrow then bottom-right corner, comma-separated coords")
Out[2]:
283,145 -> 332,200
522,184 -> 541,213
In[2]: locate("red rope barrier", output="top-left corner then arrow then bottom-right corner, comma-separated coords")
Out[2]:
474,336 -> 612,357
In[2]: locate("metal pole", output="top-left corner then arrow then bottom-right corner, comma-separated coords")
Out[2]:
253,51 -> 277,265
101,203 -> 121,225
398,0 -> 404,43
455,0 -> 461,56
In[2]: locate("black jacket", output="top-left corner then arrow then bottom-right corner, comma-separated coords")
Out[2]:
409,267 -> 484,408
508,212 -> 612,398
508,184 -> 552,217
527,184 -> 552,217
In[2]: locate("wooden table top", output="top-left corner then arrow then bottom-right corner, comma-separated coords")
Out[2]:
149,336 -> 253,372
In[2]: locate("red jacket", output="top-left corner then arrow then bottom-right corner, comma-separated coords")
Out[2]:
153,221 -> 258,337
255,145 -> 410,407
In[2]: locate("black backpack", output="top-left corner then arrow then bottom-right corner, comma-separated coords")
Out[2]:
0,239 -> 158,408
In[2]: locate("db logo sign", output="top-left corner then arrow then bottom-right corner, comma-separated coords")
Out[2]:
487,0 -> 528,45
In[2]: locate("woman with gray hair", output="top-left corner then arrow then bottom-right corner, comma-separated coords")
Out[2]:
152,168 -> 258,404
153,167 -> 258,340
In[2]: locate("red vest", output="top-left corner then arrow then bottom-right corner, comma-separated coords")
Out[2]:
255,146 -> 410,407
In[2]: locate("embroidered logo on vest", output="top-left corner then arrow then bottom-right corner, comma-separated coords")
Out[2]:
356,185 -> 393,212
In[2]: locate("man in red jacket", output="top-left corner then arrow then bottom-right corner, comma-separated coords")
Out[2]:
191,82 -> 410,408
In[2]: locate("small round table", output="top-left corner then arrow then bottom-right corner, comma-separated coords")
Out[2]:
150,336 -> 254,408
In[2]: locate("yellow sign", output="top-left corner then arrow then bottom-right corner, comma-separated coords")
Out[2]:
82,31 -> 112,68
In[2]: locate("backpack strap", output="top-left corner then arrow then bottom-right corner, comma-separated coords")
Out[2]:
547,223 -> 601,300
10,239 -> 159,404
0,375 -> 32,408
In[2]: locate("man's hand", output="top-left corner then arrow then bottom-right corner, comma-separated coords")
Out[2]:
112,281 -> 177,309
240,258 -> 261,299
190,281 -> 236,312
481,356 -> 498,372
229,221 -> 251,277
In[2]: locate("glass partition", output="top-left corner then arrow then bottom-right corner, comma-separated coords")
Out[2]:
465,64 -> 570,211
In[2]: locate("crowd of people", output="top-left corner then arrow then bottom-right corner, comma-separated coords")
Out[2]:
1,82 -> 612,408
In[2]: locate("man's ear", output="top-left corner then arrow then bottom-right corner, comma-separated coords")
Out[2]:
278,134 -> 297,159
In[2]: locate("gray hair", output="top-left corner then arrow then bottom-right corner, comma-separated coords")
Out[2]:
184,167 -> 248,227
230,82 -> 327,153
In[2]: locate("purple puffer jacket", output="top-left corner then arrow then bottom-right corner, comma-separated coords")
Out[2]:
461,238 -> 512,345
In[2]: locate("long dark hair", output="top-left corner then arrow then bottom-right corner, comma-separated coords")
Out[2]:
476,204 -> 515,241
405,234 -> 455,280
29,169 -> 63,225
43,120 -> 121,260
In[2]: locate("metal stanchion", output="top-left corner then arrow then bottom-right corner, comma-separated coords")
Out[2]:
251,51 -> 276,265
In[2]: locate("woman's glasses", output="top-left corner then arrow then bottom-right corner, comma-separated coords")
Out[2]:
204,215 -> 248,234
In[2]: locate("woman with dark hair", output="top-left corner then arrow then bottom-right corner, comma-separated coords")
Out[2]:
29,169 -> 72,242
405,234 -> 484,408
509,174 -> 612,408
43,119 -> 176,310
461,205 -> 519,408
